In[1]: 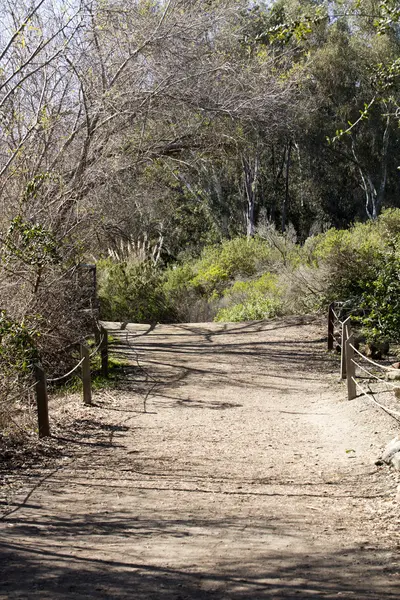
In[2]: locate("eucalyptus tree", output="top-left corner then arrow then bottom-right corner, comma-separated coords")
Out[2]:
86,0 -> 300,248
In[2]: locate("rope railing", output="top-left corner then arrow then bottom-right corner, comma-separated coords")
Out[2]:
89,332 -> 105,359
351,377 -> 400,421
327,302 -> 349,351
349,343 -> 392,372
45,332 -> 106,383
32,324 -> 109,439
329,304 -> 400,424
46,357 -> 86,383
348,349 -> 400,420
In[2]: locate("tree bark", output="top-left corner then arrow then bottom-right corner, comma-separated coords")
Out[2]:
282,141 -> 292,233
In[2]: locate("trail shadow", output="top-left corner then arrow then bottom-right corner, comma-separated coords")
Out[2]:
101,319 -> 338,410
176,398 -> 242,410
1,533 -> 398,599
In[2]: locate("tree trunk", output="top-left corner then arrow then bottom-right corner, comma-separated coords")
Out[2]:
242,151 -> 259,238
351,111 -> 391,221
282,141 -> 292,233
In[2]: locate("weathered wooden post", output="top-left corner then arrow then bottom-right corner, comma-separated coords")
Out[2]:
80,344 -> 92,405
345,333 -> 357,400
94,324 -> 101,346
328,303 -> 335,350
100,326 -> 108,378
34,364 -> 50,438
341,317 -> 351,379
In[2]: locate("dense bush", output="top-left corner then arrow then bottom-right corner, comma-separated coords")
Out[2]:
358,245 -> 400,342
98,259 -> 175,323
0,311 -> 38,429
305,222 -> 383,305
97,209 -> 400,340
215,273 -> 283,322
303,209 -> 400,341
191,237 -> 271,297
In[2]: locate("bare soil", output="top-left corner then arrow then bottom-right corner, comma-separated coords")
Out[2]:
1,316 -> 399,599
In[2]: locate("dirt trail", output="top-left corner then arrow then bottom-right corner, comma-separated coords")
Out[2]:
1,317 -> 399,599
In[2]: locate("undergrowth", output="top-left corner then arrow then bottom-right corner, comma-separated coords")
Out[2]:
97,209 -> 400,341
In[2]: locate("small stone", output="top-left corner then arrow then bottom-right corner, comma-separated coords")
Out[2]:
390,452 -> 400,471
395,485 -> 400,503
386,370 -> 400,381
382,437 -> 400,464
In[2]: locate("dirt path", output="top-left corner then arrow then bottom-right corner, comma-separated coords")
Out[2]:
1,317 -> 399,599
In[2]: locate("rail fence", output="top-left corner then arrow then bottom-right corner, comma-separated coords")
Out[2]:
33,324 -> 109,438
327,303 -> 400,423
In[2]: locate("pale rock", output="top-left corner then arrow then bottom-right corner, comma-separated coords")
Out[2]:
396,485 -> 400,503
390,452 -> 400,471
381,437 -> 400,464
386,370 -> 400,381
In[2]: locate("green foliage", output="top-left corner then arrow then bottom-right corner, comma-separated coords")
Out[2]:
374,0 -> 400,34
300,209 -> 400,341
224,272 -> 281,298
215,297 -> 282,323
215,272 -> 283,322
0,310 -> 38,374
98,259 -> 174,323
162,263 -> 196,297
97,210 -> 400,340
358,246 -> 400,342
3,216 -> 60,267
192,237 -> 270,296
375,208 -> 400,238
307,220 -> 383,304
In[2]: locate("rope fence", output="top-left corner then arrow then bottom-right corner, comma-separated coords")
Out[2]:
25,302 -> 400,438
328,302 -> 400,424
33,325 -> 109,438
46,356 -> 86,384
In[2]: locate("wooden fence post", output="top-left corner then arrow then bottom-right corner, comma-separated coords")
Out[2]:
328,303 -> 335,350
94,324 -> 101,346
341,317 -> 351,379
81,344 -> 92,405
345,333 -> 357,400
34,364 -> 50,438
100,326 -> 108,378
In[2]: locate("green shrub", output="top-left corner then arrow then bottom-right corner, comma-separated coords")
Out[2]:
358,245 -> 400,342
215,272 -> 283,322
162,263 -> 196,296
98,259 -> 174,322
225,272 -> 281,299
0,311 -> 38,374
192,236 -> 270,296
161,263 -> 207,322
375,208 -> 400,239
305,220 -> 384,306
215,297 -> 282,322
97,210 -> 400,330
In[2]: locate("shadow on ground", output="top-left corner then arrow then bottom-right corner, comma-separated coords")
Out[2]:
1,534 -> 397,599
105,318 -> 337,407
